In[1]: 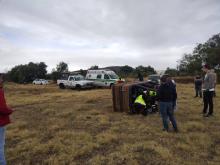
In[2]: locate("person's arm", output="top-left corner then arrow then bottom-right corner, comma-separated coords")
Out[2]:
207,73 -> 215,89
0,89 -> 13,115
156,86 -> 162,101
0,107 -> 13,115
173,87 -> 177,101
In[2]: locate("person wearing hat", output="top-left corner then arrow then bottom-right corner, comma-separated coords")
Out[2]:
157,75 -> 178,132
0,73 -> 13,165
202,64 -> 215,117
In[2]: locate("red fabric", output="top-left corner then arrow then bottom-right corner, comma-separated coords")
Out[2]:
0,88 -> 13,126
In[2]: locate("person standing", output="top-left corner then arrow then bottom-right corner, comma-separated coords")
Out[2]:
210,69 -> 217,97
0,73 -> 13,165
202,65 -> 215,117
138,72 -> 144,81
157,75 -> 178,132
194,75 -> 203,98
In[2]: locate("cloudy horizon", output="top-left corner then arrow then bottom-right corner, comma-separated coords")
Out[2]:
0,0 -> 220,73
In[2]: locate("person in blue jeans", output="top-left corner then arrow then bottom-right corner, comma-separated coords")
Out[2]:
157,75 -> 178,132
0,127 -> 6,164
0,74 -> 13,165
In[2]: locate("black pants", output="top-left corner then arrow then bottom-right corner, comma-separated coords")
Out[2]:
195,87 -> 202,97
203,91 -> 214,115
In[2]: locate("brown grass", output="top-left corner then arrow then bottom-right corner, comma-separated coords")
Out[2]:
3,83 -> 220,165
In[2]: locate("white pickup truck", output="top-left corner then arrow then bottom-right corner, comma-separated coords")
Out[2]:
57,75 -> 94,90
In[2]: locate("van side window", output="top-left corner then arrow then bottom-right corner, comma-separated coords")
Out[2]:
97,75 -> 102,79
104,74 -> 110,79
75,77 -> 80,81
69,77 -> 74,81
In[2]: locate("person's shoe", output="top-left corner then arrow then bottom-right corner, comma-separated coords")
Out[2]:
162,128 -> 169,132
174,128 -> 179,133
194,96 -> 198,98
208,114 -> 213,117
204,114 -> 209,117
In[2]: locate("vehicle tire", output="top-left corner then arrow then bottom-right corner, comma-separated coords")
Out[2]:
75,84 -> 81,91
59,83 -> 65,89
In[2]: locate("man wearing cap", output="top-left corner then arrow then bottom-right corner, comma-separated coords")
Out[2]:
202,65 -> 215,117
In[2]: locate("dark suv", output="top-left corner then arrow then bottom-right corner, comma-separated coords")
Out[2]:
147,74 -> 161,85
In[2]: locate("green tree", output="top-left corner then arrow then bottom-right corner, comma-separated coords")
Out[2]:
135,65 -> 156,76
165,67 -> 179,77
38,62 -> 47,78
51,69 -> 61,82
8,62 -> 47,83
56,62 -> 68,73
119,65 -> 134,76
51,62 -> 69,81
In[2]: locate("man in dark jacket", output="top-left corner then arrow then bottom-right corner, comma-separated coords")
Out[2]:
138,72 -> 144,81
0,73 -> 13,165
157,75 -> 178,132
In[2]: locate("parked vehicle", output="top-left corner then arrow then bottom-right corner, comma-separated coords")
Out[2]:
33,79 -> 49,85
147,74 -> 161,84
57,74 -> 94,90
85,70 -> 124,88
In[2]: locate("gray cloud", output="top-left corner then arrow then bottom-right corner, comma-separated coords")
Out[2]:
0,0 -> 220,72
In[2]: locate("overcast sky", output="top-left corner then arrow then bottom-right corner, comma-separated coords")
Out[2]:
0,0 -> 220,72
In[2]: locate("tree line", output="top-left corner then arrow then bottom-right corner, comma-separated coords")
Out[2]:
5,62 -> 157,83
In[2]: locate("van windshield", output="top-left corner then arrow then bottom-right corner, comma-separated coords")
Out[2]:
109,74 -> 119,79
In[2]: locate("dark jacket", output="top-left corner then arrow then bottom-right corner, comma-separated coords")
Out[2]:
138,73 -> 144,81
0,88 -> 13,126
194,79 -> 202,88
157,83 -> 177,102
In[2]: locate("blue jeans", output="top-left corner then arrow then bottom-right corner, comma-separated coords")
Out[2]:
0,127 -> 6,165
159,102 -> 178,131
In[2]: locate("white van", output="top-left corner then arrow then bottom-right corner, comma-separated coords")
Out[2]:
86,70 -> 123,88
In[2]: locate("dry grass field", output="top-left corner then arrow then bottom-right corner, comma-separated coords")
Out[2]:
3,83 -> 220,165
